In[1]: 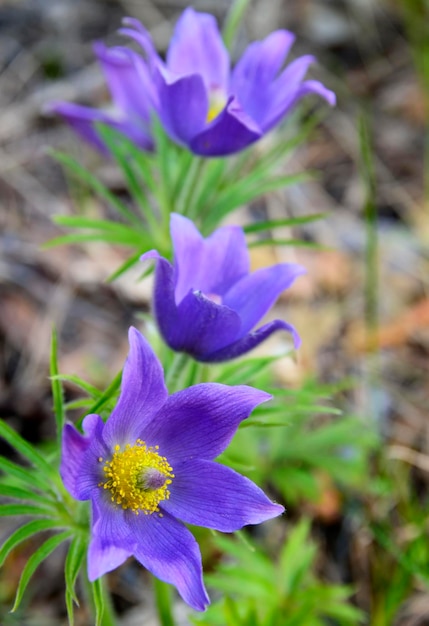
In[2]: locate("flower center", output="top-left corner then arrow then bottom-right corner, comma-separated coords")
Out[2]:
206,86 -> 226,123
99,440 -> 174,515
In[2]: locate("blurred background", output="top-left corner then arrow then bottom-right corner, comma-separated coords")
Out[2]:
0,0 -> 428,624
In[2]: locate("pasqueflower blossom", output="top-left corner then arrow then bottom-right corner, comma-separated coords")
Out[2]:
50,8 -> 335,157
141,214 -> 305,362
61,327 -> 282,610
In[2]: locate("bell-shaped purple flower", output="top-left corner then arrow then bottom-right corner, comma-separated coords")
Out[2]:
141,214 -> 305,362
50,8 -> 335,157
61,327 -> 282,611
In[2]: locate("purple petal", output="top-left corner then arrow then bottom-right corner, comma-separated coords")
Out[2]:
190,97 -> 262,156
144,384 -> 271,463
174,290 -> 241,356
156,70 -> 208,145
199,319 -> 301,362
292,79 -> 336,106
163,459 -> 284,532
223,263 -> 305,335
120,18 -> 164,73
259,55 -> 316,131
87,493 -> 134,580
128,510 -> 209,611
148,255 -> 242,357
102,327 -> 168,449
50,101 -> 153,153
61,414 -> 108,500
231,30 -> 295,124
171,214 -> 249,303
94,43 -> 157,119
167,8 -> 229,94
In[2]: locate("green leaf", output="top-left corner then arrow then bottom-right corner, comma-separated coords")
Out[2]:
222,0 -> 251,50
106,246 -> 148,283
51,374 -> 100,399
78,369 -> 122,426
0,503 -> 56,517
243,213 -> 327,234
0,518 -> 61,567
91,578 -> 105,626
51,150 -> 142,226
65,535 -> 86,605
12,530 -> 72,612
44,230 -> 144,248
248,238 -> 328,250
0,457 -> 49,491
50,327 -> 65,443
0,484 -> 56,508
0,420 -> 55,479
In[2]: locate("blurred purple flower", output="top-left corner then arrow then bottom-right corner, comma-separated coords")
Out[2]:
50,8 -> 335,156
61,327 -> 281,610
141,214 -> 305,362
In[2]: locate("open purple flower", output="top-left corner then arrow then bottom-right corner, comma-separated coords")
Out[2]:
61,327 -> 282,611
50,8 -> 335,157
141,214 -> 305,362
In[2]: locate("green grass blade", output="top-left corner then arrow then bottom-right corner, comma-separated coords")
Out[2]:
222,0 -> 252,50
243,213 -> 327,234
77,369 -> 122,426
0,504 -> 56,517
50,328 -> 65,444
65,535 -> 86,604
11,531 -> 72,612
52,151 -> 142,227
44,231 -> 144,248
92,578 -> 105,626
248,238 -> 328,250
0,518 -> 61,567
0,484 -> 56,507
0,457 -> 49,491
51,374 -> 100,399
105,246 -> 148,283
0,419 -> 55,478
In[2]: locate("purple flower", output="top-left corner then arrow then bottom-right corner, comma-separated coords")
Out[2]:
61,327 -> 282,611
141,214 -> 305,362
50,8 -> 335,157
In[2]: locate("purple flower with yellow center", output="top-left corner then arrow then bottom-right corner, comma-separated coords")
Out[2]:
50,8 -> 335,157
141,214 -> 305,362
61,327 -> 282,611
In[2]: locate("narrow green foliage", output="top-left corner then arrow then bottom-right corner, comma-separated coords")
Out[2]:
52,374 -> 101,399
0,484 -> 57,507
0,503 -> 56,517
51,151 -> 140,226
222,0 -> 252,50
0,455 -> 53,493
78,369 -> 122,426
0,518 -> 61,567
0,419 -> 55,479
50,327 -> 65,443
153,578 -> 176,626
64,534 -> 87,626
248,238 -> 327,250
11,531 -> 73,612
92,578 -> 105,626
243,213 -> 327,234
221,378 -> 377,504
194,521 -> 364,625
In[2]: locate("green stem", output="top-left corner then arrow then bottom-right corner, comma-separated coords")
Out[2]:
153,577 -> 176,626
178,157 -> 205,218
99,577 -> 117,626
222,0 -> 252,51
165,352 -> 191,392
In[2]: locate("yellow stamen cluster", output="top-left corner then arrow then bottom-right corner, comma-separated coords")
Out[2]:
206,89 -> 226,123
99,439 -> 174,515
